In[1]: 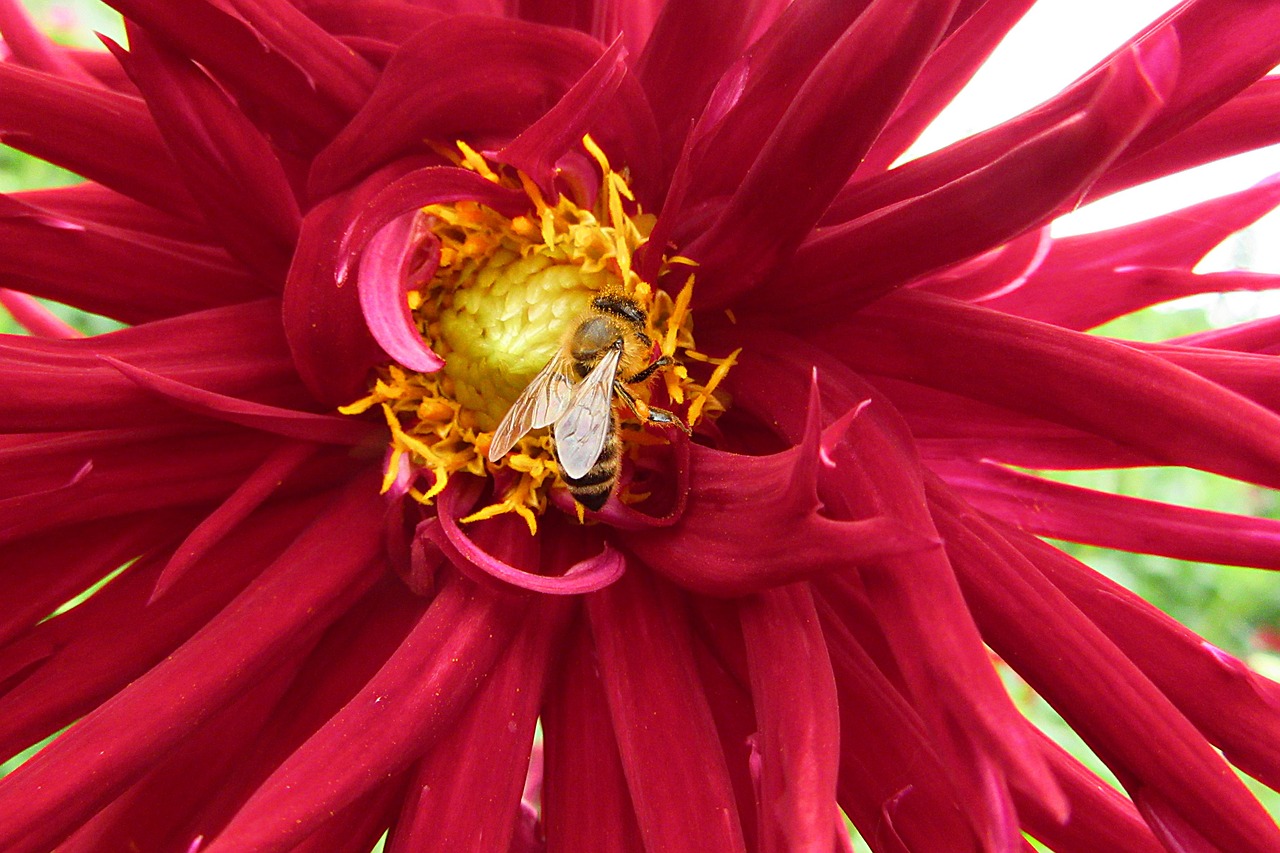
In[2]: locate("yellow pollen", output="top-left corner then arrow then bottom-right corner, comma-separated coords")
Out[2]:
342,138 -> 735,532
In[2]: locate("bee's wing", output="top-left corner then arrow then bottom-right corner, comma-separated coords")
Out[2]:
554,347 -> 621,480
487,355 -> 575,462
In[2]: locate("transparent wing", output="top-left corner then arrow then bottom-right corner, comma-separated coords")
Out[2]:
487,355 -> 575,462
554,347 -> 621,479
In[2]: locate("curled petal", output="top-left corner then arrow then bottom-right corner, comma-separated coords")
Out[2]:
619,381 -> 936,596
357,213 -> 444,373
340,166 -> 531,279
428,481 -> 625,594
493,37 -> 629,197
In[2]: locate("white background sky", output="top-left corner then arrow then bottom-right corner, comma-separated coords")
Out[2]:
906,0 -> 1280,292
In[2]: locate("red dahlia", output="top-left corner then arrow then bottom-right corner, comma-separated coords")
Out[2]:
1,1 -> 1280,851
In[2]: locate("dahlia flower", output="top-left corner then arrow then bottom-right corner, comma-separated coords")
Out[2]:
2,0 -> 1280,851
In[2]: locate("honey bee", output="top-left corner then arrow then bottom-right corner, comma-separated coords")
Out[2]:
487,294 -> 688,510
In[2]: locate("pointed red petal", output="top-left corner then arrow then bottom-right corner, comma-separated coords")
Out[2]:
740,584 -> 840,853
931,481 -> 1280,853
0,475 -> 385,853
388,599 -> 570,851
205,576 -> 525,853
541,617 -> 646,852
586,568 -> 747,851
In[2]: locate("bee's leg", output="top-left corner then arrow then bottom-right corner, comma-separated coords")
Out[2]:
613,382 -> 691,433
625,355 -> 671,385
645,404 -> 692,434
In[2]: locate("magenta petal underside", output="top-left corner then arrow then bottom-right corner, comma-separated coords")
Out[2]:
427,481 -> 626,594
356,212 -> 444,373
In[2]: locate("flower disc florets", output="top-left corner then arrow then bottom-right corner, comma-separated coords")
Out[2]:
344,139 -> 736,531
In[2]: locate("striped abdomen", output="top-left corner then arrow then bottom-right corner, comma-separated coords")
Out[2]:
561,409 -> 619,511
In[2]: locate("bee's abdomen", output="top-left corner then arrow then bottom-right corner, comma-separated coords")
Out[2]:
562,422 -> 619,511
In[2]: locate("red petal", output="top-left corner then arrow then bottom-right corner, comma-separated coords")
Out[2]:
108,27 -> 302,279
541,617 -> 646,852
0,475 -> 385,853
150,443 -> 321,600
685,0 -> 956,307
586,568 -> 748,851
205,575 -> 525,853
0,62 -> 196,216
0,300 -> 304,432
940,459 -> 1280,570
0,290 -> 81,339
633,0 -> 779,177
0,0 -> 101,84
102,356 -> 375,444
0,512 -> 189,649
0,193 -> 263,324
774,37 -> 1173,317
988,175 -> 1280,328
387,598 -> 571,851
108,0 -> 357,148
821,290 -> 1280,489
308,16 -> 605,196
931,481 -> 1280,853
740,584 -> 841,853
1091,76 -> 1280,199
856,0 -> 1037,175
1011,527 -> 1280,793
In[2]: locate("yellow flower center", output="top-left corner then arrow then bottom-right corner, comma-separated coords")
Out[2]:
342,138 -> 738,533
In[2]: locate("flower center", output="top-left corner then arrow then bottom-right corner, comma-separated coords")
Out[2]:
344,139 -> 737,532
